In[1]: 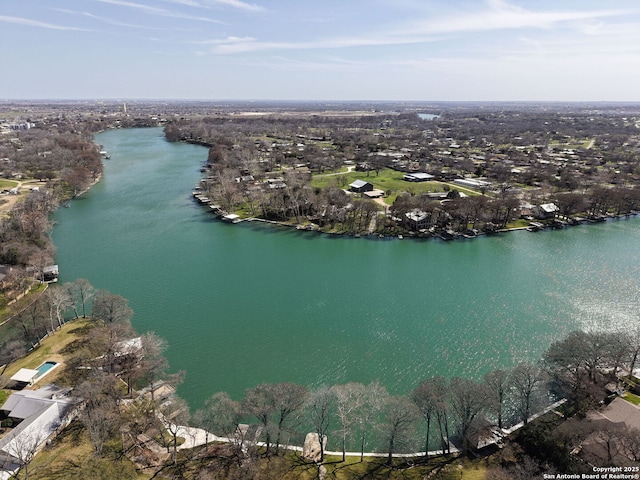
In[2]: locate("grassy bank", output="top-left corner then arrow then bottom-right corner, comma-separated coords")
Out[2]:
2,317 -> 91,381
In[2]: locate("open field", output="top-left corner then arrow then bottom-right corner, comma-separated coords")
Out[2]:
0,178 -> 48,217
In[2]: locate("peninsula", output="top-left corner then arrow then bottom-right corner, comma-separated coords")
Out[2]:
164,101 -> 640,238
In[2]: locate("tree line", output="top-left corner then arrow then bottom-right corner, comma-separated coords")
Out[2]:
0,127 -> 103,286
190,325 -> 639,460
166,107 -> 640,236
3,278 -> 639,478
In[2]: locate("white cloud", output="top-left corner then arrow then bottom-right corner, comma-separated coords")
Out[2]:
196,1 -> 637,57
52,8 -> 161,30
93,0 -> 223,23
0,15 -> 88,31
197,32 -> 443,54
160,0 -> 265,12
400,1 -> 634,37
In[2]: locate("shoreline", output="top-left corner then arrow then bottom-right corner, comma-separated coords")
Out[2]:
194,192 -> 639,241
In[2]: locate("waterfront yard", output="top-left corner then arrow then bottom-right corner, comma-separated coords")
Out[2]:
1,317 -> 91,383
311,167 -> 478,205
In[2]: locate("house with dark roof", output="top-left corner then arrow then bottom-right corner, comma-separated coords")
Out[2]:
349,180 -> 373,193
577,397 -> 640,466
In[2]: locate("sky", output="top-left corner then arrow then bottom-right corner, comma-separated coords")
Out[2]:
1,0 -> 640,101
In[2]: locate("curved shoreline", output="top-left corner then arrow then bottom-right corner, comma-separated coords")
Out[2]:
195,195 -> 639,241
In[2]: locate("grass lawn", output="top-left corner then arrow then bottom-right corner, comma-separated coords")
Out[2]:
506,219 -> 530,229
2,318 -> 93,383
0,282 -> 47,326
28,421 -> 146,480
0,179 -> 19,189
266,453 -> 488,480
623,391 -> 640,406
311,168 -> 451,195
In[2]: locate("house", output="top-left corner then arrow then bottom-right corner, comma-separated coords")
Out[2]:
535,203 -> 559,219
403,172 -> 434,182
452,178 -> 492,190
349,180 -> 373,194
404,209 -> 430,231
0,387 -> 73,479
578,397 -> 640,466
42,265 -> 58,283
267,178 -> 287,190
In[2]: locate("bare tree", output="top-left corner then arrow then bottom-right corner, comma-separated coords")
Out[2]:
332,382 -> 365,462
380,395 -> 419,465
411,379 -> 440,457
510,363 -> 545,425
543,330 -> 605,414
75,371 -> 124,455
69,278 -> 95,318
418,376 -> 450,455
355,381 -> 388,462
2,428 -> 48,480
194,391 -> 241,446
484,369 -> 510,429
44,285 -> 74,332
626,327 -> 640,377
243,384 -> 278,455
0,339 -> 28,374
13,298 -> 48,348
306,386 -> 334,463
92,289 -> 133,325
448,377 -> 490,455
123,331 -> 168,396
271,382 -> 308,454
160,396 -> 191,465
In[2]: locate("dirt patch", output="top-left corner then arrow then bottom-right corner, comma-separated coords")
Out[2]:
0,179 -> 48,217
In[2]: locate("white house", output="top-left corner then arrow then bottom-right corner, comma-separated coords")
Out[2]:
0,387 -> 74,479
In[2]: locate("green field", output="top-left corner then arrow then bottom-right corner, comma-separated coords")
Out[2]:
312,168 -> 443,199
0,179 -> 19,189
311,168 -> 483,205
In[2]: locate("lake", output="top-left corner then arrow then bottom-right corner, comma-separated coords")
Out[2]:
52,127 -> 640,408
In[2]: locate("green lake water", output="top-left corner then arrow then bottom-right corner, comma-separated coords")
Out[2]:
51,127 -> 640,408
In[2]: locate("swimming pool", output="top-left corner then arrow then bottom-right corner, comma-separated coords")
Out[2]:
34,361 -> 58,382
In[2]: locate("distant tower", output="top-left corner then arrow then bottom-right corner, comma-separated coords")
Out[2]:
123,102 -> 127,114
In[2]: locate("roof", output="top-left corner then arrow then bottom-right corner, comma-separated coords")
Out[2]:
363,189 -> 384,198
406,209 -> 429,222
1,387 -> 69,419
42,265 -> 58,274
591,397 -> 640,430
9,368 -> 39,384
0,387 -> 73,472
404,172 -> 434,181
2,396 -> 51,420
453,178 -> 492,188
113,337 -> 143,357
539,203 -> 559,213
0,401 -> 71,467
349,180 -> 371,189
